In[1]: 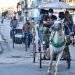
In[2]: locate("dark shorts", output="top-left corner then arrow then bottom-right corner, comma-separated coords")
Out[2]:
43,33 -> 50,50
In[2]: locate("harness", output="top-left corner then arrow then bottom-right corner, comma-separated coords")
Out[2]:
50,31 -> 66,48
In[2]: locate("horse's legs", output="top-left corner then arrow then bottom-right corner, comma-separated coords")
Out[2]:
47,48 -> 53,75
54,51 -> 63,75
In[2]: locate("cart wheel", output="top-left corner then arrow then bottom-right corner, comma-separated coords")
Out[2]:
67,59 -> 71,69
12,30 -> 15,48
66,46 -> 71,69
40,50 -> 42,68
33,43 -> 36,63
25,43 -> 28,52
13,39 -> 14,48
72,35 -> 75,46
67,51 -> 71,69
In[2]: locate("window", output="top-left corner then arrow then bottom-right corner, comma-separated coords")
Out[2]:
47,0 -> 51,2
37,0 -> 42,4
69,0 -> 72,2
37,0 -> 42,2
59,0 -> 66,2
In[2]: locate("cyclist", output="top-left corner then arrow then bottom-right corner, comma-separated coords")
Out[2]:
10,16 -> 18,38
23,20 -> 33,48
10,16 -> 18,28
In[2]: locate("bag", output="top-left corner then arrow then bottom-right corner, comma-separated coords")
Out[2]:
14,34 -> 23,44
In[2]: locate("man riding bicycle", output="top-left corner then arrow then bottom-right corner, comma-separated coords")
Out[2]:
10,16 -> 18,28
22,20 -> 33,48
10,16 -> 18,38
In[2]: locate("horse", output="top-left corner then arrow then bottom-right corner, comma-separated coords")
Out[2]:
47,21 -> 68,75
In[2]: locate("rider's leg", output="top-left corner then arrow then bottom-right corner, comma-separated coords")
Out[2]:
10,30 -> 13,38
64,25 -> 69,35
28,33 -> 32,47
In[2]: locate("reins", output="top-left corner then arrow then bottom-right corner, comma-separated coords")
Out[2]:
50,31 -> 66,48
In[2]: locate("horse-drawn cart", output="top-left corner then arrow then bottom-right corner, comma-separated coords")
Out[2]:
33,28 -> 71,69
33,11 -> 72,75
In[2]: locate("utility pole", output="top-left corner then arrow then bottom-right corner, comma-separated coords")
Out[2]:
24,0 -> 28,21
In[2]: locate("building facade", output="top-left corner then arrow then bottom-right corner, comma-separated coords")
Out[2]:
19,0 -> 75,22
59,0 -> 75,3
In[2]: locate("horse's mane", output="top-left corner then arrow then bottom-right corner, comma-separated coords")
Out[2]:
50,20 -> 63,31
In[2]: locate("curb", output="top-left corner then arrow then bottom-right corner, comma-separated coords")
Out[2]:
0,33 -> 4,54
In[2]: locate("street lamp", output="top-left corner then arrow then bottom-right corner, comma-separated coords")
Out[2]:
17,2 -> 21,12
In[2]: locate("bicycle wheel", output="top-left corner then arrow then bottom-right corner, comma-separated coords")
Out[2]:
12,29 -> 15,48
25,36 -> 28,51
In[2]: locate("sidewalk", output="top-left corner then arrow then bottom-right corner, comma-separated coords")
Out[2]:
0,33 -> 4,53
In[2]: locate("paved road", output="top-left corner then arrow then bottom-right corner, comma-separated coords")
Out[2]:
0,19 -> 75,75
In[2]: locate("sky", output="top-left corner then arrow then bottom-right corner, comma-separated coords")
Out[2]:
0,0 -> 19,8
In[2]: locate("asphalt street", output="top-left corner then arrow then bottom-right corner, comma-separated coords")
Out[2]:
0,19 -> 75,75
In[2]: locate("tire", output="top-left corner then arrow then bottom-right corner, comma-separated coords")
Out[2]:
72,35 -> 75,46
33,42 -> 36,63
66,46 -> 71,69
10,30 -> 12,39
67,51 -> 71,69
40,50 -> 42,68
25,36 -> 28,51
12,30 -> 15,48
